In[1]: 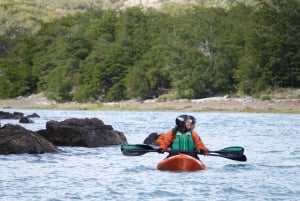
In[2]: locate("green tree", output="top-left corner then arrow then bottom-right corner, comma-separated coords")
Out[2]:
124,9 -> 174,100
91,7 -> 151,101
31,13 -> 92,101
125,44 -> 172,99
0,36 -> 37,98
169,6 -> 240,98
255,0 -> 300,88
236,0 -> 300,94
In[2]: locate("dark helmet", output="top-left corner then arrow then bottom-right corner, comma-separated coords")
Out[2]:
175,114 -> 188,128
187,115 -> 196,125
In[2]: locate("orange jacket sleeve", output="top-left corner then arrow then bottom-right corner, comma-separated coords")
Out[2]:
191,131 -> 209,151
156,129 -> 174,150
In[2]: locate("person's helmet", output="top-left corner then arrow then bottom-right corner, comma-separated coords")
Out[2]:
175,114 -> 188,128
187,115 -> 196,125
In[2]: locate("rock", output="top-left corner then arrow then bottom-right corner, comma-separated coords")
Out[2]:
13,112 -> 24,118
26,113 -> 40,118
0,111 -> 23,119
0,111 -> 40,119
19,117 -> 34,123
143,132 -> 160,146
0,124 -> 58,154
37,118 -> 128,147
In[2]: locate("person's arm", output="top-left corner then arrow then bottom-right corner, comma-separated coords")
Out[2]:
156,129 -> 174,150
192,131 -> 209,154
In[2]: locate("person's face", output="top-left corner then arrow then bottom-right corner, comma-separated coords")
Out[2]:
185,119 -> 192,130
191,123 -> 195,130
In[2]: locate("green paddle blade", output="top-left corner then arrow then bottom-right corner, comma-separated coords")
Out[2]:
208,146 -> 246,162
215,146 -> 244,155
121,144 -> 155,156
122,144 -> 155,150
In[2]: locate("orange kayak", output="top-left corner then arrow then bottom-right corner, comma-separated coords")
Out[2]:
157,153 -> 206,172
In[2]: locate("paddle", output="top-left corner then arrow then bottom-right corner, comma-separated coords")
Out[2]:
211,146 -> 244,155
121,144 -> 247,162
121,144 -> 159,156
207,153 -> 247,162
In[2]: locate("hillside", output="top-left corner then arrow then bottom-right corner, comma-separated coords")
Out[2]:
0,0 -> 255,36
0,0 -> 298,104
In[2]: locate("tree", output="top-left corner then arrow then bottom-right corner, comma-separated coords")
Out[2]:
0,36 -> 37,98
236,0 -> 300,94
125,44 -> 172,99
169,6 -> 239,98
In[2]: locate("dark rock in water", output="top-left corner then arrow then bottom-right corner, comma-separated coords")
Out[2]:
37,118 -> 128,147
19,117 -> 34,123
26,113 -> 40,118
143,132 -> 160,146
0,111 -> 40,119
13,112 -> 24,119
0,124 -> 58,154
0,111 -> 23,119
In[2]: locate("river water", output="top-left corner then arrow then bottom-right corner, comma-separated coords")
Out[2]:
0,109 -> 299,201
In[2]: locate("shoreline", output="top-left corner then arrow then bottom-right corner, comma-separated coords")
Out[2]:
0,94 -> 299,113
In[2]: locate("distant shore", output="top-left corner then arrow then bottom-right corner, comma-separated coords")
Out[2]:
0,93 -> 299,113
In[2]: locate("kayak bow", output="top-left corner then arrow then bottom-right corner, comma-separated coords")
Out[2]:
157,154 -> 206,172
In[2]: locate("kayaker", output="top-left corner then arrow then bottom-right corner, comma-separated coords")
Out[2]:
156,114 -> 210,159
143,115 -> 197,146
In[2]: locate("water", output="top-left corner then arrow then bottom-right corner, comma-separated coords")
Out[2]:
0,109 -> 299,201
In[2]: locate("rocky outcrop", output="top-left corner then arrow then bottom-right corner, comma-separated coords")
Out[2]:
0,111 -> 40,123
19,117 -> 34,123
0,111 -> 23,119
0,124 -> 58,154
26,113 -> 40,118
0,115 -> 128,154
37,118 -> 127,147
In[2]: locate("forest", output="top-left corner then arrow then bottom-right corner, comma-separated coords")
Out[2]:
0,0 -> 299,102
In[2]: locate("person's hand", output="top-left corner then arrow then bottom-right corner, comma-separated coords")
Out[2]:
203,149 -> 210,156
199,149 -> 210,156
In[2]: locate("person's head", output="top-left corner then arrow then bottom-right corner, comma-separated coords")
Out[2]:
175,114 -> 192,133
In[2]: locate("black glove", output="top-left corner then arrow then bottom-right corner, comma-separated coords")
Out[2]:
199,149 -> 209,155
198,149 -> 205,154
157,148 -> 164,154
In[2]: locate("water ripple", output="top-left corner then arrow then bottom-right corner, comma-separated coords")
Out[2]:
1,110 -> 300,201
